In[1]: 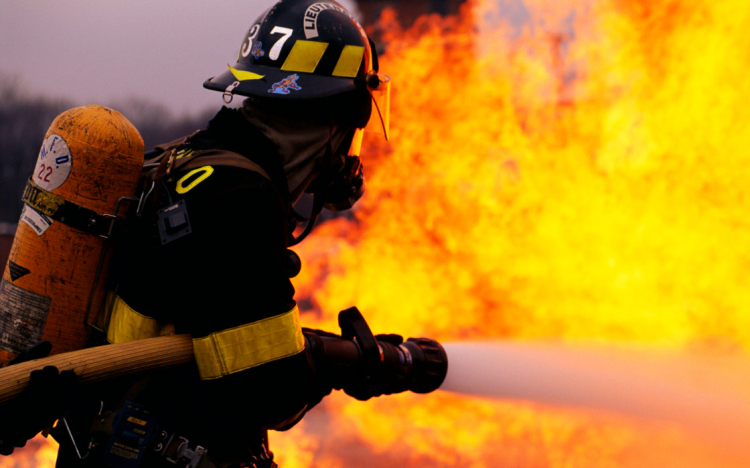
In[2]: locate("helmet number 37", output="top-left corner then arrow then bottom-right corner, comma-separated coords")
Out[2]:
204,0 -> 390,140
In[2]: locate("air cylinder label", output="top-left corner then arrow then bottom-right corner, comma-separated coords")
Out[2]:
0,278 -> 50,355
20,205 -> 52,236
33,133 -> 72,191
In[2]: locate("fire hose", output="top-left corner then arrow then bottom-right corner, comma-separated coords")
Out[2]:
0,307 -> 447,409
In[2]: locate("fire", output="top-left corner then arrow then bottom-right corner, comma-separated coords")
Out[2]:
0,436 -> 58,468
7,0 -> 750,465
276,0 -> 750,466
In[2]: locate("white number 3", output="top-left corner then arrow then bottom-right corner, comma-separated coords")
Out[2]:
269,26 -> 293,61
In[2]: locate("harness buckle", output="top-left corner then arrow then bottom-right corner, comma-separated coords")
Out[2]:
164,436 -> 207,468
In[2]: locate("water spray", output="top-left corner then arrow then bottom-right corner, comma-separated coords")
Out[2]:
440,341 -> 750,450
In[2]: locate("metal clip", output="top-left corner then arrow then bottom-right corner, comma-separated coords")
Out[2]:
165,437 -> 207,468
165,149 -> 177,177
137,181 -> 156,216
223,81 -> 240,103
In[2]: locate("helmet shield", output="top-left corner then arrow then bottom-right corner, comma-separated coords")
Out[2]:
205,1 -> 374,100
364,73 -> 391,140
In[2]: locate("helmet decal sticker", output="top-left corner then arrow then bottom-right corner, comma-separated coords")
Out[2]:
303,3 -> 352,39
251,41 -> 265,59
240,24 -> 261,58
269,74 -> 302,94
204,1 -> 374,99
33,134 -> 72,191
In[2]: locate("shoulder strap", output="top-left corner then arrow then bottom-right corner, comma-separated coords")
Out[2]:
143,145 -> 272,186
138,145 -> 275,217
173,149 -> 272,182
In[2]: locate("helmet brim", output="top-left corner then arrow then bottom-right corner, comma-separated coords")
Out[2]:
203,62 -> 361,100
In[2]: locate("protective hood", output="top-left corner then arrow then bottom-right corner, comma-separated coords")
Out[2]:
239,98 -> 350,203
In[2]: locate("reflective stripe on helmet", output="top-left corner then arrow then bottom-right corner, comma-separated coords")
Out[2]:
193,305 -> 304,380
332,45 -> 365,78
107,296 -> 174,344
205,0 -> 374,99
278,41 -> 364,78
281,40 -> 329,73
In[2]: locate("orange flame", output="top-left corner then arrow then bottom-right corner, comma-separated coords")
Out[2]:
0,436 -> 58,468
276,0 -> 750,466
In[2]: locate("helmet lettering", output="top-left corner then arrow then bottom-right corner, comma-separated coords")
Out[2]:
303,3 -> 351,39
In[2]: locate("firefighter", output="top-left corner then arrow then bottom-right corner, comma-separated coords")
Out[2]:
3,1 -> 393,466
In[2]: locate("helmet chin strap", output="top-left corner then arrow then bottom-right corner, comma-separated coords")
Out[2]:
288,193 -> 324,246
288,121 -> 336,247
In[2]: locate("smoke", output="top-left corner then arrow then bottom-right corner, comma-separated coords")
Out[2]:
441,342 -> 750,452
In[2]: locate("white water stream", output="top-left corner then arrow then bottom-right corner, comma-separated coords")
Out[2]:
441,342 -> 750,450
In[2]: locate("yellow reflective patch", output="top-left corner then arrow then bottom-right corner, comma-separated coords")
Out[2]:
229,64 -> 265,81
193,306 -> 305,380
22,180 -> 63,216
175,149 -> 193,160
332,45 -> 364,78
281,40 -> 329,73
106,296 -> 173,344
176,166 -> 214,194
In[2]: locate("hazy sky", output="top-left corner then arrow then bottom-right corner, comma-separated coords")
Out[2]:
0,0 -> 359,116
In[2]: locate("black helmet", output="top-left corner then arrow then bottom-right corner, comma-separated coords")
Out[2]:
204,0 -> 378,101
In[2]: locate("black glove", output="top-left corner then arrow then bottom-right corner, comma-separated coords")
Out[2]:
373,334 -> 404,347
301,329 -> 336,411
303,327 -> 411,403
0,366 -> 78,455
342,333 -> 407,402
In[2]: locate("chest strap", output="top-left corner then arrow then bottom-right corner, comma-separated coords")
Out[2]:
22,179 -> 127,238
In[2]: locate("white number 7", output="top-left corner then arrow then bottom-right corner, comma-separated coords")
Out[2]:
269,26 -> 293,61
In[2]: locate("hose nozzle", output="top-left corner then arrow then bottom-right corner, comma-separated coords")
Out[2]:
304,307 -> 448,400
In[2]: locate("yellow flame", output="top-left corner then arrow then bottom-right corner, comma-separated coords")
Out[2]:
0,436 -> 59,468
284,0 -> 750,466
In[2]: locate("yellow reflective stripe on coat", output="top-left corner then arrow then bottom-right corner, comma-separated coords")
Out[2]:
192,306 -> 304,380
107,296 -> 174,344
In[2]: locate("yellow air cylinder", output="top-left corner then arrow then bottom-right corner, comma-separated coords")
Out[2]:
0,105 -> 144,366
